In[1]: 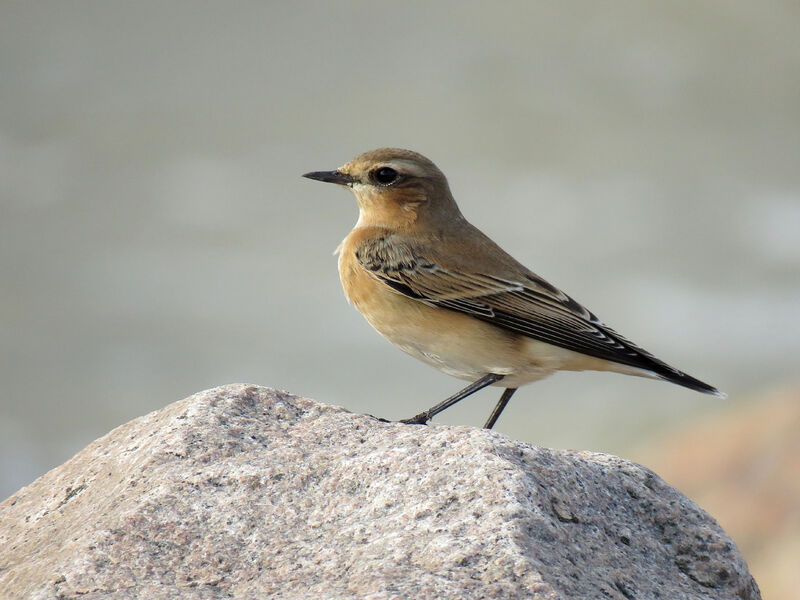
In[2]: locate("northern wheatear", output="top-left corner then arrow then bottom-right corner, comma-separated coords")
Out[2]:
303,148 -> 723,429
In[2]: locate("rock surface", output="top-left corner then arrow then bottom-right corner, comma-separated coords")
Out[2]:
0,384 -> 760,600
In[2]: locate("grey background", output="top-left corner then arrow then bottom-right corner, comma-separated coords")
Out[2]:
2,1 -> 799,500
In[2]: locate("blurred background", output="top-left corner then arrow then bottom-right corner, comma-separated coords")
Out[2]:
1,1 -> 798,596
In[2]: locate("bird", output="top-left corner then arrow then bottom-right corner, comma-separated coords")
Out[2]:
303,148 -> 724,429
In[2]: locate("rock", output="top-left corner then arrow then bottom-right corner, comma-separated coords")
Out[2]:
0,384 -> 760,600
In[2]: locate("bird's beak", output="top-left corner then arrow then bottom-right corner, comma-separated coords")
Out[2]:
302,170 -> 354,186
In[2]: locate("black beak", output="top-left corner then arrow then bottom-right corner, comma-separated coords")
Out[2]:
302,170 -> 354,186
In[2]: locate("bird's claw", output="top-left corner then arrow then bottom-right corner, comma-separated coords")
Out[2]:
368,414 -> 391,423
400,414 -> 430,426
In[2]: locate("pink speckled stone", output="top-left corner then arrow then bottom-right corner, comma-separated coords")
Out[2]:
0,384 -> 759,599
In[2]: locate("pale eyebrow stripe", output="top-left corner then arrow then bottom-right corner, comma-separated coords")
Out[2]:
383,159 -> 429,178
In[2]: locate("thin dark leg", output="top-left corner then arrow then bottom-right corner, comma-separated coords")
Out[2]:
401,373 -> 505,425
483,387 -> 517,430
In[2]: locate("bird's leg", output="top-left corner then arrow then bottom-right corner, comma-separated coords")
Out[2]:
401,373 -> 505,425
483,387 -> 517,430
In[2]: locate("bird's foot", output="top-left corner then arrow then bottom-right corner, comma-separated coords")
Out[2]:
400,413 -> 430,425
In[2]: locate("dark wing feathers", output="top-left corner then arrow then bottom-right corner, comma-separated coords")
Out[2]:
356,236 -> 721,395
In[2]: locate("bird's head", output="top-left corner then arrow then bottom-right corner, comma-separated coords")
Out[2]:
303,148 -> 462,229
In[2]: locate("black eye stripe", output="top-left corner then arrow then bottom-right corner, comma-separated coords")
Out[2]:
371,167 -> 399,185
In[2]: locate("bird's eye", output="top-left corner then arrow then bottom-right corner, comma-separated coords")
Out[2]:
371,167 -> 399,186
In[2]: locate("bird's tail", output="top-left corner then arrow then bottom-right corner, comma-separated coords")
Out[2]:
596,323 -> 726,398
654,367 -> 726,398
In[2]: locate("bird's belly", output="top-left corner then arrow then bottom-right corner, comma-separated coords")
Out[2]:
370,306 -> 559,386
340,261 -> 563,387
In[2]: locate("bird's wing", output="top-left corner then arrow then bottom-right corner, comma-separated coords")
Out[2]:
355,235 -> 720,394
